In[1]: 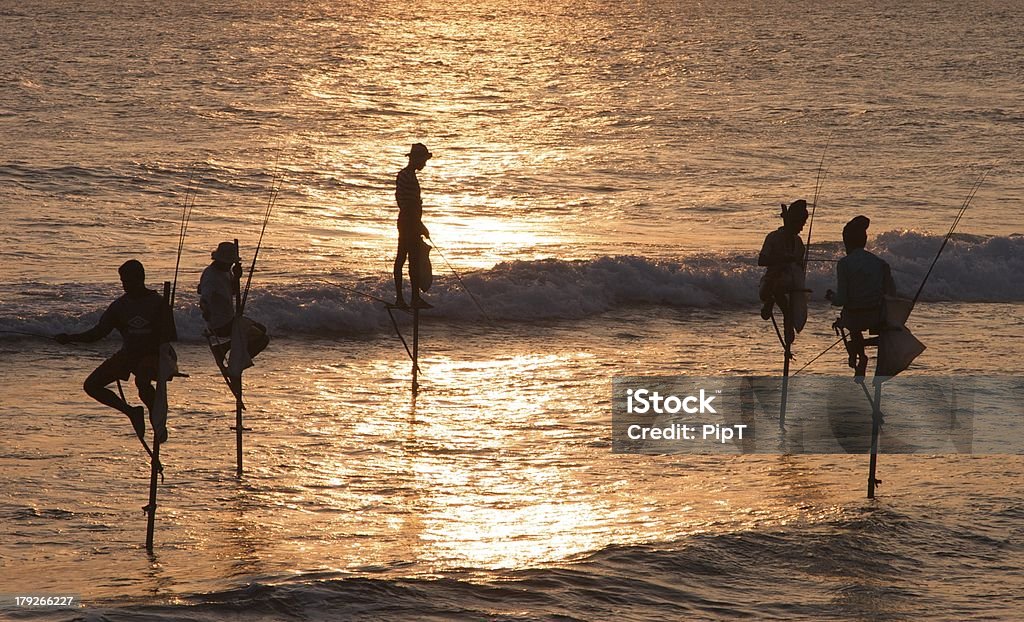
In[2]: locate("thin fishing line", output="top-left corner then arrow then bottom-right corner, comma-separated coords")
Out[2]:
911,169 -> 990,307
328,281 -> 394,306
791,336 -> 844,376
427,238 -> 493,324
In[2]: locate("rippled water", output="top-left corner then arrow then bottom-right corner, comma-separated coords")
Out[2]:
2,0 -> 1023,619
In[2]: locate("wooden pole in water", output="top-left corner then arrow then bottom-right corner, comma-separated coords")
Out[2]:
235,380 -> 244,477
780,341 -> 791,429
145,438 -> 161,551
146,281 -> 171,551
771,312 -> 791,429
233,239 -> 244,477
867,381 -> 882,498
412,307 -> 420,394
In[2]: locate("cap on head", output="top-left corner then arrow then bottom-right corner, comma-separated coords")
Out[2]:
407,143 -> 432,160
212,241 -> 240,264
118,259 -> 145,284
842,215 -> 870,249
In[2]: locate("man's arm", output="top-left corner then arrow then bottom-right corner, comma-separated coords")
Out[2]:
882,262 -> 896,297
55,305 -> 115,344
830,260 -> 848,307
758,232 -> 799,267
757,233 -> 777,267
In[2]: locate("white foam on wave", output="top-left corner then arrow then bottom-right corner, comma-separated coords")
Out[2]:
1,231 -> 1020,341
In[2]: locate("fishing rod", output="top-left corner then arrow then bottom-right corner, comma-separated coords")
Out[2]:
910,169 -> 990,308
803,134 -> 832,266
241,174 -> 281,312
776,137 -> 832,427
426,237 -> 493,324
170,168 -> 198,308
792,168 -> 991,378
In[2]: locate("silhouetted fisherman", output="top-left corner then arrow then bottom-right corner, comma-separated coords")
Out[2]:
758,199 -> 809,344
827,216 -> 896,379
394,143 -> 433,309
55,260 -> 175,444
198,241 -> 270,369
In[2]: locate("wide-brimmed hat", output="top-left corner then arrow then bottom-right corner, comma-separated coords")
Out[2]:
407,143 -> 432,160
782,199 -> 809,219
212,241 -> 240,263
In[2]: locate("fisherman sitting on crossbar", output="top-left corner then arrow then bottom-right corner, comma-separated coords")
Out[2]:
55,260 -> 176,445
198,241 -> 270,370
827,216 -> 896,379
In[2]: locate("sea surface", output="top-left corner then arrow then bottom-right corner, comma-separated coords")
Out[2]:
1,0 -> 1023,620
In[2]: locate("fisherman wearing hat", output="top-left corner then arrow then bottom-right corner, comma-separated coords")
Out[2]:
198,241 -> 269,368
758,199 -> 809,343
827,216 -> 896,378
394,142 -> 433,309
55,260 -> 176,444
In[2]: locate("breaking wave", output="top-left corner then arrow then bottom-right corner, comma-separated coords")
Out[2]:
1,231 -> 1021,341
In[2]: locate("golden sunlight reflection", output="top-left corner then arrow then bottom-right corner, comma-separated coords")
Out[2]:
232,350 -> 867,576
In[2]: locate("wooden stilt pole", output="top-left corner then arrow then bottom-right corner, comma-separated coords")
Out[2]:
780,342 -> 791,429
146,280 -> 171,551
145,440 -> 161,551
412,307 -> 420,394
235,378 -> 244,477
232,238 -> 244,478
867,380 -> 882,498
771,312 -> 791,429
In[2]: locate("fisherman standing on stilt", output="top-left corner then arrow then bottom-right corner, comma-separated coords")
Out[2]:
198,241 -> 270,374
826,216 -> 896,380
394,143 -> 433,310
55,260 -> 176,446
758,200 -> 809,344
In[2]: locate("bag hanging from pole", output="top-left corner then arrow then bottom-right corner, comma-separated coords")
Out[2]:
413,238 -> 433,292
227,316 -> 254,377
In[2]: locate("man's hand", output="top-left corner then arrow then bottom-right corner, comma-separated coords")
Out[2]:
231,262 -> 243,280
421,225 -> 430,239
54,333 -> 72,345
825,289 -> 834,302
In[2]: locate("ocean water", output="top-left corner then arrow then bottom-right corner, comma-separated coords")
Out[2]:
1,0 -> 1023,620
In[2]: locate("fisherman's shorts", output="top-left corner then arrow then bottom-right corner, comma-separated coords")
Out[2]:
94,349 -> 159,383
